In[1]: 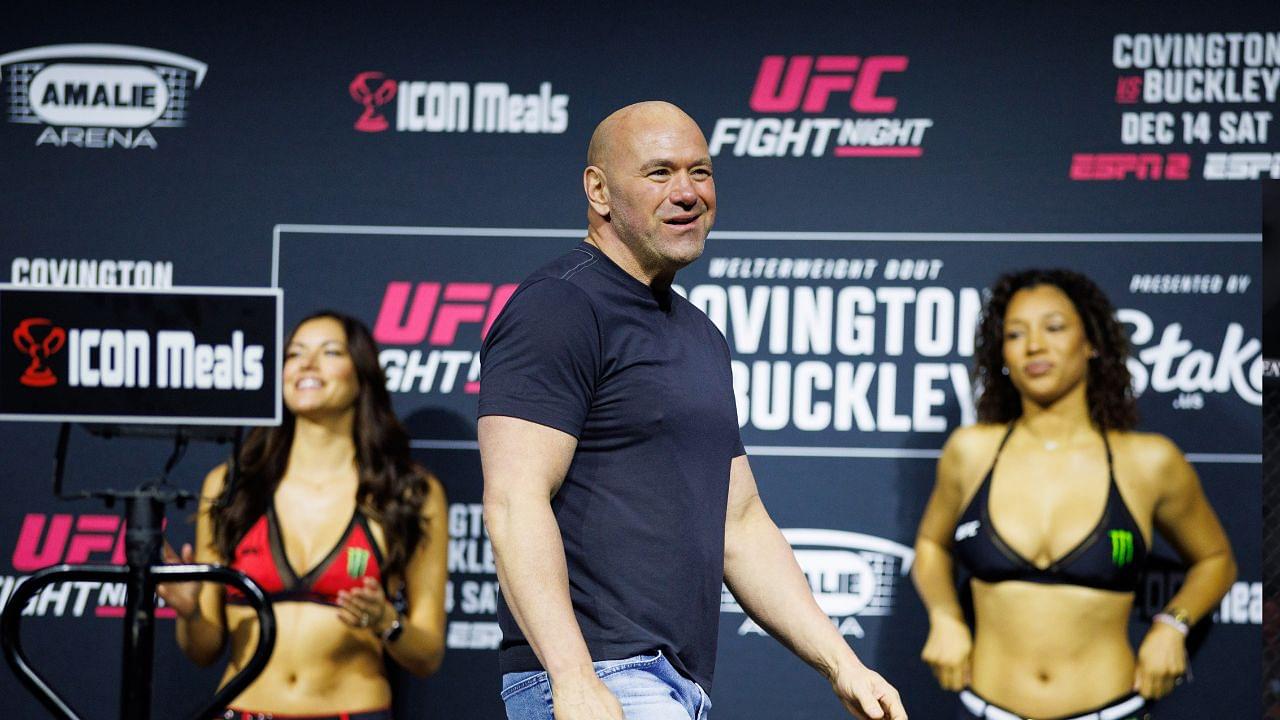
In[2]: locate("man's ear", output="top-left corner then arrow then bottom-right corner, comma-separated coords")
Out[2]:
583,166 -> 610,217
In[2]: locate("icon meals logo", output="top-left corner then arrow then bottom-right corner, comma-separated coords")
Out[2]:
13,317 -> 66,387
347,71 -> 569,134
0,44 -> 207,149
721,529 -> 914,638
7,322 -> 265,391
350,71 -> 397,132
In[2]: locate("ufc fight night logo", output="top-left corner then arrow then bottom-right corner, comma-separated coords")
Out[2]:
0,513 -> 180,619
709,55 -> 934,158
373,281 -> 517,395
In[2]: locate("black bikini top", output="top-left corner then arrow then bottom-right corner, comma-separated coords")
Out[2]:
952,424 -> 1148,593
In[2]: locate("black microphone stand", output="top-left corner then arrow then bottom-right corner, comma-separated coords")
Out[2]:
0,424 -> 276,720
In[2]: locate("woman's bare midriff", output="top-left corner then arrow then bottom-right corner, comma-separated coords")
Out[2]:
220,602 -> 390,714
970,579 -> 1135,717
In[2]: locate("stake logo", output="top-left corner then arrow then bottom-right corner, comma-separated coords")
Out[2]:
347,71 -> 568,134
0,44 -> 208,149
350,71 -> 397,132
13,317 -> 66,387
1110,529 -> 1135,567
1121,309 -> 1262,407
374,281 -> 517,395
709,55 -> 934,159
721,529 -> 914,638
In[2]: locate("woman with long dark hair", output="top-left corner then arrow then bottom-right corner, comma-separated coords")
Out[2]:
913,269 -> 1236,719
159,310 -> 447,719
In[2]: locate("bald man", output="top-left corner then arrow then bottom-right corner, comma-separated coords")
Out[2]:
479,102 -> 906,720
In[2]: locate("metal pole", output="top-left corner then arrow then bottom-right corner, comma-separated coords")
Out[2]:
120,494 -> 163,720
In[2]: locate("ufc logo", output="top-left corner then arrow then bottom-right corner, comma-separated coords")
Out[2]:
749,55 -> 909,114
13,514 -> 126,571
954,520 -> 980,543
373,281 -> 518,346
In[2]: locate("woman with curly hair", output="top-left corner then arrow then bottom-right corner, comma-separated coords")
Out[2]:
159,310 -> 448,719
912,269 -> 1236,719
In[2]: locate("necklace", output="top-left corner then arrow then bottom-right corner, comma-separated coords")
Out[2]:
1019,419 -> 1087,452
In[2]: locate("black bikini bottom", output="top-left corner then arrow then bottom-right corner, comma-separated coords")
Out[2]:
956,688 -> 1150,720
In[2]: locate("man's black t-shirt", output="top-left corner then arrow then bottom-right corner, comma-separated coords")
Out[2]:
478,242 -> 744,690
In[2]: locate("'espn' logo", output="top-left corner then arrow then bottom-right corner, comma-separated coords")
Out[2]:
1069,153 -> 1190,181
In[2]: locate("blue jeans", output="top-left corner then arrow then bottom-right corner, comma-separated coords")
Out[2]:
501,651 -> 712,720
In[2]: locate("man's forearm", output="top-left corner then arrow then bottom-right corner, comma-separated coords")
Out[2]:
723,498 -> 860,678
485,495 -> 595,679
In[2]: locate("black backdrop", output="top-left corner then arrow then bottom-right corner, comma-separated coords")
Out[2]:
0,3 -> 1271,718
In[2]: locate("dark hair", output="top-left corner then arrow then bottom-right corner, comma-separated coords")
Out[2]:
212,310 -> 429,580
973,269 -> 1138,431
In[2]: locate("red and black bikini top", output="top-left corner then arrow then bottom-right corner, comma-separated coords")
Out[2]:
225,503 -> 385,606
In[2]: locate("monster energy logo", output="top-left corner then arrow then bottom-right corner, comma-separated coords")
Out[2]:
346,547 -> 370,578
1109,530 -> 1134,567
